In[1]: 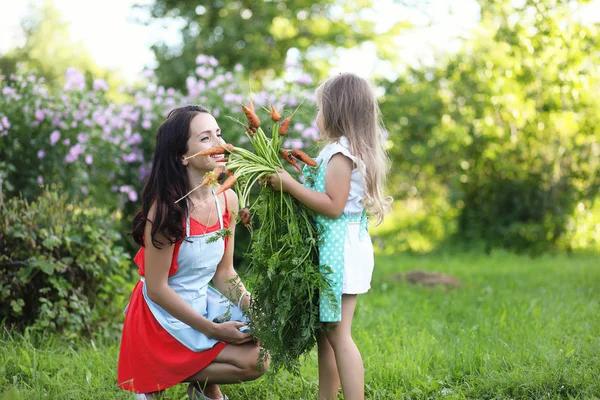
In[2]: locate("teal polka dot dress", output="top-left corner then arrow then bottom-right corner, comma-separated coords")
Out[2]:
303,137 -> 374,322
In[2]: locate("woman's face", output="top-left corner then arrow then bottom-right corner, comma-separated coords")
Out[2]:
183,112 -> 226,172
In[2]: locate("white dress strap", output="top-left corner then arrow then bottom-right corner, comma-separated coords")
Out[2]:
213,188 -> 224,230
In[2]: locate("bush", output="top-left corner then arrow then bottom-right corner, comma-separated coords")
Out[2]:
0,190 -> 132,339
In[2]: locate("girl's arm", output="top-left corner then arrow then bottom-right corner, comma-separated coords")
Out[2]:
270,153 -> 352,219
144,203 -> 251,344
212,190 -> 251,311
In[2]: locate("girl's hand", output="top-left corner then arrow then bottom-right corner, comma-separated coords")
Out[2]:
211,321 -> 253,344
268,167 -> 296,192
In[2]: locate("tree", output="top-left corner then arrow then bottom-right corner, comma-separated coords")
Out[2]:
136,0 -> 406,89
0,1 -> 111,89
379,0 -> 600,252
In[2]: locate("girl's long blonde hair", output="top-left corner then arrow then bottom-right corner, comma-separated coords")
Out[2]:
317,73 -> 392,225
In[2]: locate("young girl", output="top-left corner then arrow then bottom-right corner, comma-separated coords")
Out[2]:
268,73 -> 392,400
118,105 -> 269,400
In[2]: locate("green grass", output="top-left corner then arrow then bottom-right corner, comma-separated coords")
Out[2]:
2,251 -> 599,399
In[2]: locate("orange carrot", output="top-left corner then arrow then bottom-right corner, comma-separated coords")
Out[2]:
242,104 -> 260,129
201,166 -> 225,186
198,146 -> 227,156
221,143 -> 235,152
239,207 -> 251,226
281,149 -> 302,173
291,149 -> 317,167
278,116 -> 291,135
270,105 -> 281,122
215,170 -> 236,194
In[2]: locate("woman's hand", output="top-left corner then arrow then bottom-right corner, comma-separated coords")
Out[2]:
210,321 -> 253,344
268,167 -> 296,192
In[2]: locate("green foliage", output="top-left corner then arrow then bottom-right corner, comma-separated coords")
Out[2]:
0,190 -> 132,339
2,252 -> 599,398
380,0 -> 600,252
0,2 -> 113,91
139,0 -> 392,89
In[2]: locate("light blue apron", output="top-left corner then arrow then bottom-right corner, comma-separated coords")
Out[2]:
140,192 -> 247,352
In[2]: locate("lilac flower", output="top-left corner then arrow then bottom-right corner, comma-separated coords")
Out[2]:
234,64 -> 243,72
50,130 -> 61,146
71,121 -> 78,128
283,139 -> 304,149
208,56 -> 218,67
196,55 -> 208,65
81,186 -> 89,195
2,87 -> 15,96
93,79 -> 109,91
65,154 -> 76,163
37,176 -> 44,185
167,88 -> 175,96
37,150 -> 45,159
296,73 -> 312,85
285,59 -> 297,68
77,133 -> 89,143
122,153 -> 137,163
294,123 -> 305,132
64,67 -> 85,91
141,120 -> 152,130
302,127 -> 319,141
212,108 -> 220,117
63,138 -> 71,146
142,69 -> 155,78
35,110 -> 45,121
1,116 -> 10,129
119,185 -> 138,202
129,133 -> 142,145
83,154 -> 93,165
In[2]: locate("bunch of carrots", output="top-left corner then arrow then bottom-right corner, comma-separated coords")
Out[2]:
177,101 -> 328,372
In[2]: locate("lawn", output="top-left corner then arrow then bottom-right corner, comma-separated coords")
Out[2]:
1,251 -> 599,399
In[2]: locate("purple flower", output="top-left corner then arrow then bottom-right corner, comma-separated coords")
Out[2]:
71,121 -> 78,128
37,149 -> 45,159
294,123 -> 305,131
2,87 -> 15,96
64,67 -> 85,91
196,55 -> 208,65
119,185 -> 138,202
141,120 -> 152,130
212,108 -> 220,117
302,127 -> 319,141
93,79 -> 109,91
77,133 -> 89,143
284,139 -> 304,149
234,64 -> 243,72
143,69 -> 155,78
35,110 -> 45,121
122,153 -> 137,163
81,186 -> 89,195
85,154 -> 93,165
1,116 -> 10,129
37,176 -> 44,185
50,130 -> 61,146
63,138 -> 71,146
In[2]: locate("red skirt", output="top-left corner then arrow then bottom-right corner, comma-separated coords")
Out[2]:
117,281 -> 227,393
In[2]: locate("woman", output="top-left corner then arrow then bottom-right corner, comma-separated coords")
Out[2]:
118,105 -> 268,400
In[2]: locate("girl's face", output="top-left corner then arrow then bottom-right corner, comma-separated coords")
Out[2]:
316,98 -> 325,134
183,112 -> 226,173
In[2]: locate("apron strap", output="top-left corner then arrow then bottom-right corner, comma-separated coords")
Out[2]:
213,188 -> 224,229
185,199 -> 191,237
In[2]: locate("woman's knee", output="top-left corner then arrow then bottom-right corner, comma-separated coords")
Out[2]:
241,343 -> 269,380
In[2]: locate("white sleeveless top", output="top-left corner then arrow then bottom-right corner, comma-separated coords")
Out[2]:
315,136 -> 366,214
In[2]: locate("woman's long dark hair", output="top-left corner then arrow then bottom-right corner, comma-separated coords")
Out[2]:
132,105 -> 210,248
